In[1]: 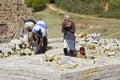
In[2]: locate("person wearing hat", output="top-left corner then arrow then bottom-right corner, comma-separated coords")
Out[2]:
29,20 -> 48,54
61,14 -> 76,56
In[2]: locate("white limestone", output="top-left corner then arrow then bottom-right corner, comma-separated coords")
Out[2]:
0,33 -> 120,80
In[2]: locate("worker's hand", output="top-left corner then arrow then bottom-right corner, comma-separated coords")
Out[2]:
28,45 -> 31,49
36,45 -> 41,52
70,30 -> 75,33
35,47 -> 39,53
28,38 -> 31,43
37,46 -> 40,50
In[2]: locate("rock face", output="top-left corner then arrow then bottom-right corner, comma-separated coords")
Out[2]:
0,0 -> 31,42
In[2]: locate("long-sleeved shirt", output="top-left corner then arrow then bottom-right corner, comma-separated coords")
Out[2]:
32,20 -> 47,37
62,20 -> 76,40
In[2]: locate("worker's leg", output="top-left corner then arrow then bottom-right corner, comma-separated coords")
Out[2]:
43,37 -> 48,53
67,39 -> 75,56
63,39 -> 68,56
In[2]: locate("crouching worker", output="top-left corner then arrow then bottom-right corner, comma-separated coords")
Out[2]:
29,20 -> 48,54
23,18 -> 36,42
62,14 -> 76,56
76,47 -> 86,58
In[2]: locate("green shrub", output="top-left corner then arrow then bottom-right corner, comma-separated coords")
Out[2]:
25,0 -> 48,12
25,0 -> 33,7
54,0 -> 120,19
54,0 -> 104,14
99,0 -> 120,19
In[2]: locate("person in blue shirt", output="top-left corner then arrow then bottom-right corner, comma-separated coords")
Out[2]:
29,20 -> 48,54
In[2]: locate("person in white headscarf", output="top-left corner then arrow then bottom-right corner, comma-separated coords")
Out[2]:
61,14 -> 76,56
29,20 -> 48,54
23,18 -> 36,42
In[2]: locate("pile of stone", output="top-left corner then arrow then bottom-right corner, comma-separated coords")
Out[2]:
0,54 -> 120,80
0,37 -> 35,58
0,33 -> 120,80
76,32 -> 120,57
0,0 -> 31,42
45,53 -> 78,70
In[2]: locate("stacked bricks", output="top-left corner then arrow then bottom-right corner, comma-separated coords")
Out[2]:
0,0 -> 31,43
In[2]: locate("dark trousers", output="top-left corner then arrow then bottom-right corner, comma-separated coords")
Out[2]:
43,37 -> 48,53
36,37 -> 48,54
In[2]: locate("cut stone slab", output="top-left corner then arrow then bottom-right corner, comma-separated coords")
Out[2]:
0,55 -> 119,80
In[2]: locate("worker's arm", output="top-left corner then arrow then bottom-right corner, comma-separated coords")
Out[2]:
70,22 -> 75,33
61,21 -> 65,33
37,27 -> 46,49
38,36 -> 45,49
28,32 -> 36,47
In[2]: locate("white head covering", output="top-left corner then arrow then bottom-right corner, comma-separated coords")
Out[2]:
36,20 -> 46,27
64,14 -> 71,20
24,22 -> 34,31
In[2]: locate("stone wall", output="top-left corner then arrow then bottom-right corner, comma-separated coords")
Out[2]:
0,0 -> 31,43
0,24 -> 8,36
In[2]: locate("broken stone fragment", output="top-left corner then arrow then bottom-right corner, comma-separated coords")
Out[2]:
107,52 -> 116,57
0,48 -> 3,58
23,48 -> 32,54
45,53 -> 62,64
55,63 -> 78,70
16,50 -> 22,56
0,53 -> 4,58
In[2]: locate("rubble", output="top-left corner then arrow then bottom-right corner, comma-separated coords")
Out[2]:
0,37 -> 35,58
76,32 -> 120,57
0,55 -> 119,80
0,32 -> 120,80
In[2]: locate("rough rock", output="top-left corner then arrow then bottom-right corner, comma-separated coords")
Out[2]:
0,33 -> 120,80
0,0 -> 31,42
